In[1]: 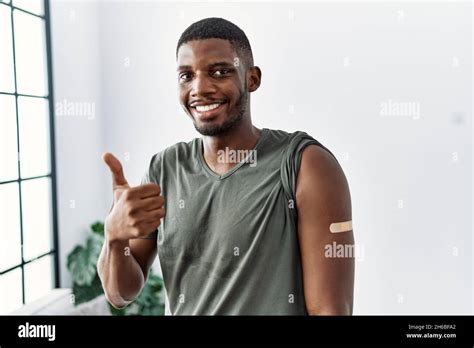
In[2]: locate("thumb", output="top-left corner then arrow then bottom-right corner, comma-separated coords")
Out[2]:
102,152 -> 129,189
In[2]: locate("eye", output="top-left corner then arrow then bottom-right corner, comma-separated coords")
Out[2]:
212,69 -> 231,78
179,72 -> 193,82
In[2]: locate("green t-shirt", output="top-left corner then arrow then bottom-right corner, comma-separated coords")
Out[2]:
144,128 -> 337,315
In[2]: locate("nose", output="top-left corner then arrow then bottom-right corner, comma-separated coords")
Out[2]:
190,72 -> 217,98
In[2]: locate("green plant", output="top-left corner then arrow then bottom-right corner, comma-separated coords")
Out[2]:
67,221 -> 165,315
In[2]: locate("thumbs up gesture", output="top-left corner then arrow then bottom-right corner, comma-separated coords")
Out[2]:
102,152 -> 165,242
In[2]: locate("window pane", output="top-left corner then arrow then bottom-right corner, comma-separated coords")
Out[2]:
18,96 -> 50,177
0,182 -> 21,271
21,177 -> 52,260
24,254 -> 53,304
13,0 -> 43,16
0,268 -> 23,314
0,5 -> 15,92
0,95 -> 19,181
13,9 -> 48,96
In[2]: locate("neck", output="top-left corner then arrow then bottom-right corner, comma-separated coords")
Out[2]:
201,116 -> 261,175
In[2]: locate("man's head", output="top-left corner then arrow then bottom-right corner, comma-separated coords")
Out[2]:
176,18 -> 261,136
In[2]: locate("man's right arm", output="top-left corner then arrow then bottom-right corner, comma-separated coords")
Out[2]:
97,153 -> 165,309
97,235 -> 158,309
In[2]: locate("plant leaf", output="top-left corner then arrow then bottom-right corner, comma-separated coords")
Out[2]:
67,236 -> 101,286
133,273 -> 165,315
72,274 -> 104,305
91,221 -> 105,236
67,220 -> 165,315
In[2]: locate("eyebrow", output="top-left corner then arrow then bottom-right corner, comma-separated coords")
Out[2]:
176,61 -> 234,72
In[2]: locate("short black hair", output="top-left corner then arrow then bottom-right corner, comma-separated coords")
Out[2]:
176,17 -> 254,67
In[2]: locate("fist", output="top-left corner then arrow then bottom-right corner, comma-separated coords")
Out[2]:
102,152 -> 165,241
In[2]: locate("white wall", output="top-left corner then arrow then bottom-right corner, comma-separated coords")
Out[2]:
50,0 -> 108,288
51,0 -> 472,314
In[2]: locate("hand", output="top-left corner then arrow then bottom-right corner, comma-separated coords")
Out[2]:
102,152 -> 165,242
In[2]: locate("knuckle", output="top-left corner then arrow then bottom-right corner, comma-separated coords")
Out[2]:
126,205 -> 137,216
151,184 -> 161,195
129,218 -> 139,227
132,228 -> 142,238
122,189 -> 132,201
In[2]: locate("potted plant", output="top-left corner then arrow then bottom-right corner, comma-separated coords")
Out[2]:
67,221 -> 165,315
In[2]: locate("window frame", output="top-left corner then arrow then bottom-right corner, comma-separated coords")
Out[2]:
0,0 -> 60,308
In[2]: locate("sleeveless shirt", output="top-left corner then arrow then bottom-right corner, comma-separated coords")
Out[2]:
142,128 -> 338,315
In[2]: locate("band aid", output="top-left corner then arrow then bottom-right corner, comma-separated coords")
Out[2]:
330,220 -> 353,233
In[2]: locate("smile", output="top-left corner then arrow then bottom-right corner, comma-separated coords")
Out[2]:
190,101 -> 226,120
195,103 -> 221,112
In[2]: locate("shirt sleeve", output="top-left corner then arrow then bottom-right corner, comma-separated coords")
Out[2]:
140,168 -> 151,185
136,153 -> 161,239
280,131 -> 339,219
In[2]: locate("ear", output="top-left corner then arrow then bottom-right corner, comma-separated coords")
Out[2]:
247,66 -> 262,92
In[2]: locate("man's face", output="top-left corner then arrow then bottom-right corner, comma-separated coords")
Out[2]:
176,38 -> 250,136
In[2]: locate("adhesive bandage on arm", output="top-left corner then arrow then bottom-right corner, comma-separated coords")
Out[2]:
329,220 -> 353,233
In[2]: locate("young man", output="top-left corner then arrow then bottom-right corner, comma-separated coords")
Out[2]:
98,17 -> 354,315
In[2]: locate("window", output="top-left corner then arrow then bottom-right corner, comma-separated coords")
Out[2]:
0,0 -> 58,314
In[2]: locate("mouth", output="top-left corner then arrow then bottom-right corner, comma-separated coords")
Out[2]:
189,101 -> 227,121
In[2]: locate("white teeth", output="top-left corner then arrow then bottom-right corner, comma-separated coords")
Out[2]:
195,103 -> 221,112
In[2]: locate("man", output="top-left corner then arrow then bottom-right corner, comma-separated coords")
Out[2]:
98,17 -> 354,315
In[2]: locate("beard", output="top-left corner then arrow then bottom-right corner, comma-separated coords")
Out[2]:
193,89 -> 248,137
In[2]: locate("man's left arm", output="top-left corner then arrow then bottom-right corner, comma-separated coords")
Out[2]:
296,145 -> 354,315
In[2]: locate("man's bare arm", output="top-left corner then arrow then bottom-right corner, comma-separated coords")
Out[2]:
296,145 -> 354,315
97,153 -> 164,309
97,236 -> 158,309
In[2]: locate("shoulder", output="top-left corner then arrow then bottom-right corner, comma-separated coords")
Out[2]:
150,138 -> 198,166
267,128 -> 333,157
146,138 -> 198,183
259,128 -> 293,150
300,144 -> 341,175
265,128 -> 331,160
297,144 -> 351,212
